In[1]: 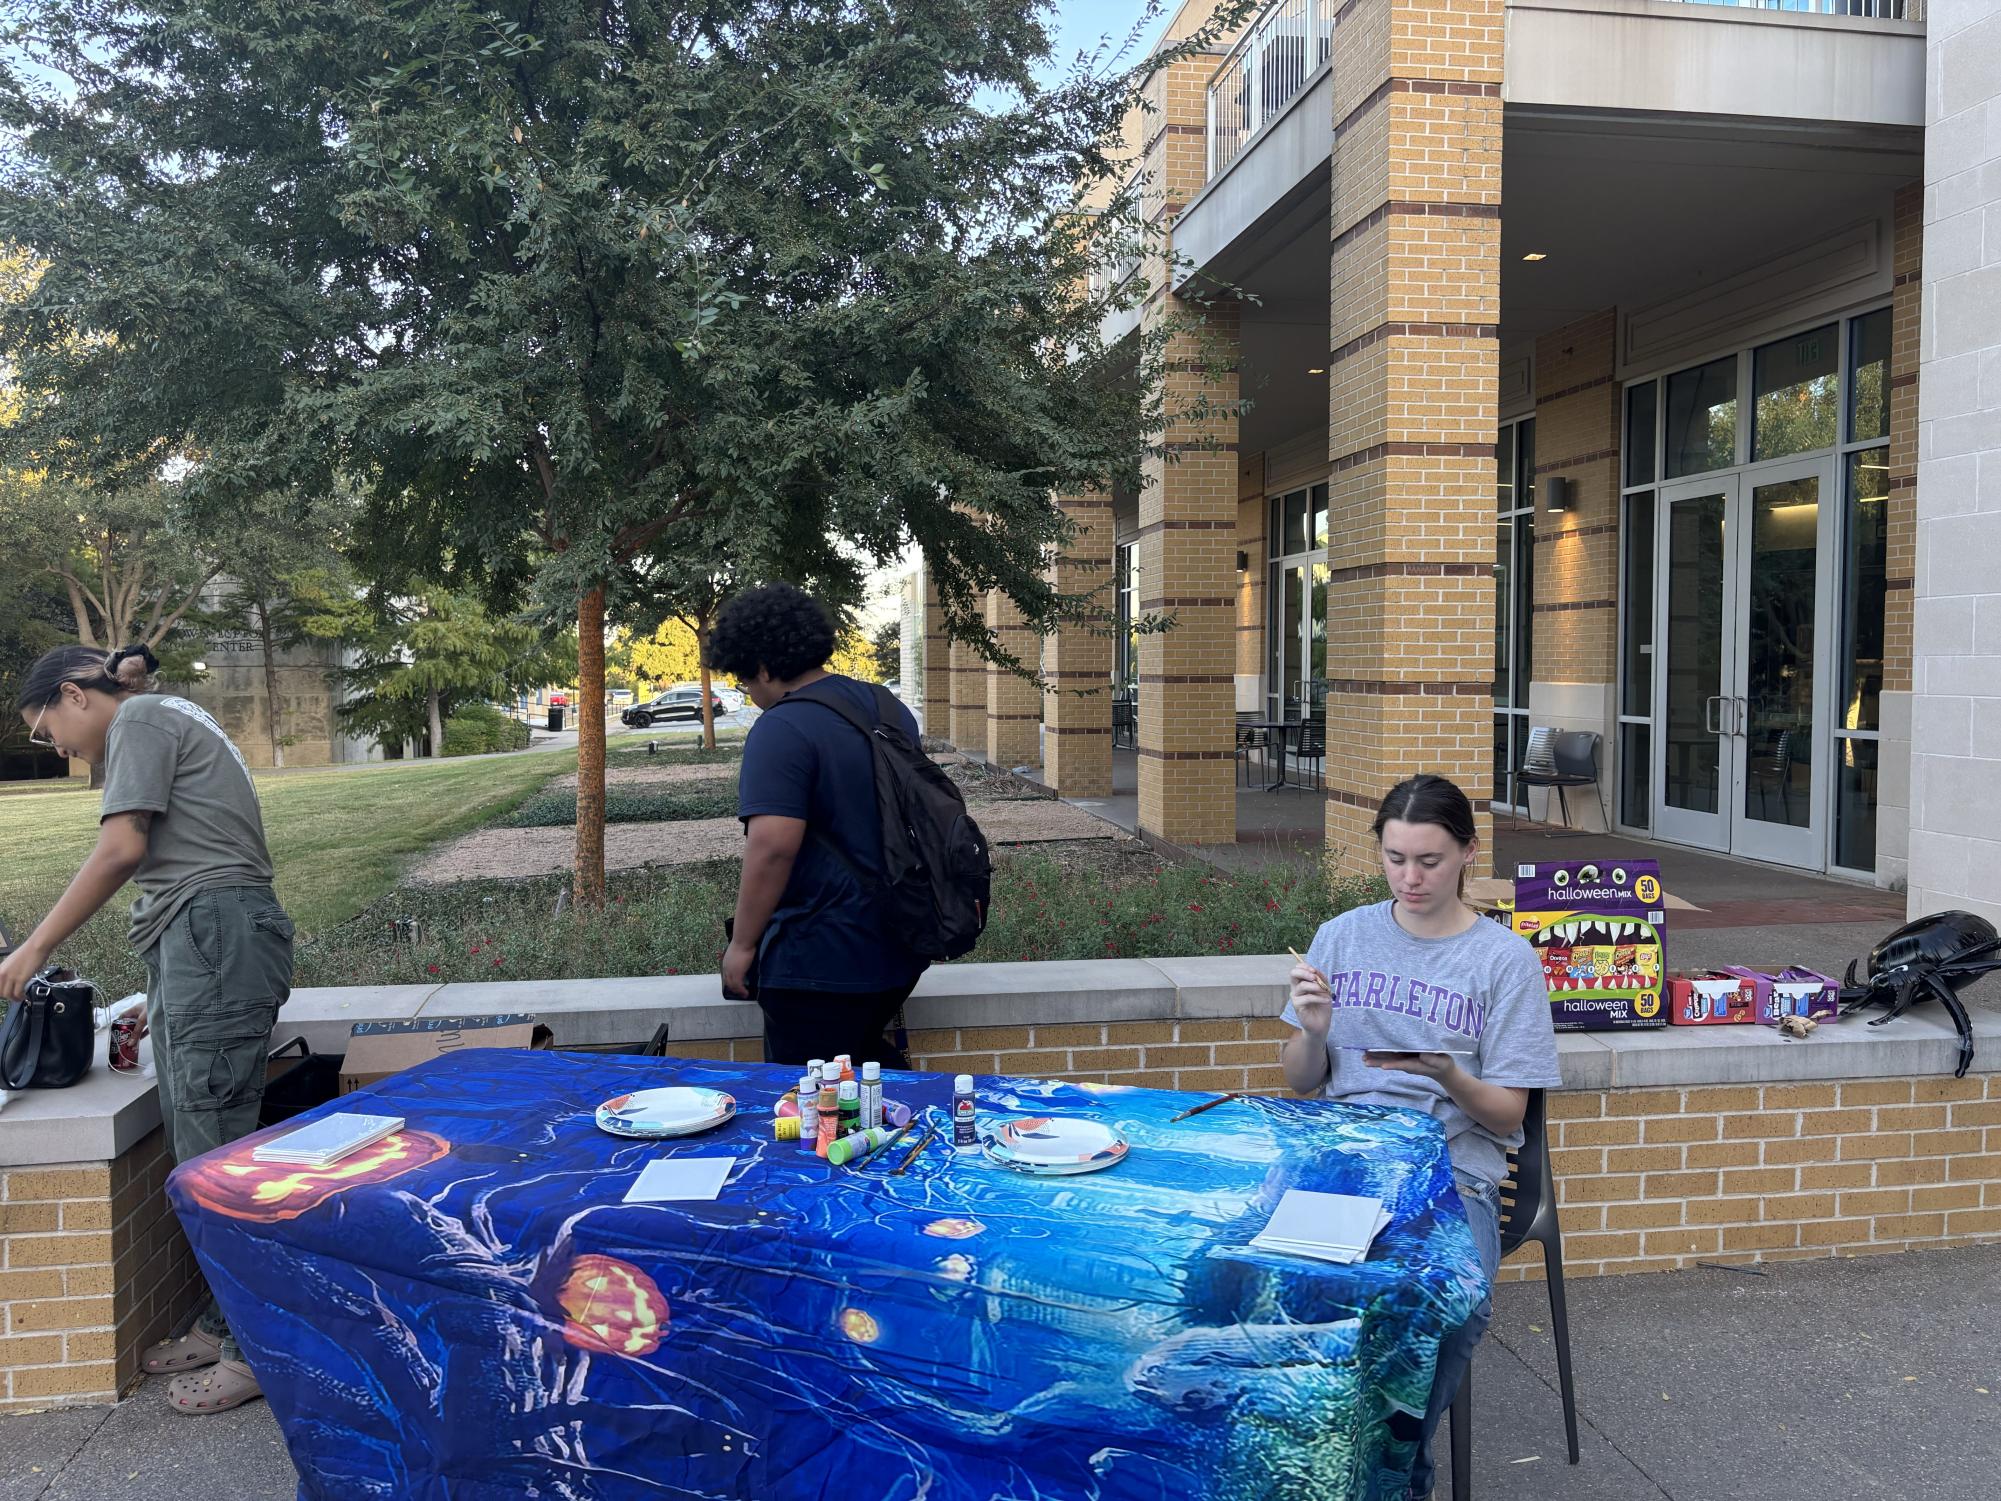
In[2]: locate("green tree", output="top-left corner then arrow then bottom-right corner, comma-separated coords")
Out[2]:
0,0 -> 1249,904
871,619 -> 901,684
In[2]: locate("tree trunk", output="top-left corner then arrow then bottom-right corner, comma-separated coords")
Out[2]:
427,688 -> 444,758
257,595 -> 285,768
574,587 -> 607,909
697,623 -> 716,752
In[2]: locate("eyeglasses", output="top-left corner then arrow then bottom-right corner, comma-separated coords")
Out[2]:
26,702 -> 55,749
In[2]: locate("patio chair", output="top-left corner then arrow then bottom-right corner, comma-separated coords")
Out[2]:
1515,729 -> 1606,831
1446,1088 -> 1580,1500
1234,714 -> 1270,788
1751,729 -> 1794,822
1290,719 -> 1326,790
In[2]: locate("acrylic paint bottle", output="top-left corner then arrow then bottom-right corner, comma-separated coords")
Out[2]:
859,1062 -> 883,1130
816,1062 -> 842,1159
837,1079 -> 861,1139
795,1074 -> 820,1152
952,1074 -> 978,1151
835,1053 -> 855,1083
827,1126 -> 890,1166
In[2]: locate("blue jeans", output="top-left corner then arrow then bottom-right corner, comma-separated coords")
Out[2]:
1407,1170 -> 1502,1499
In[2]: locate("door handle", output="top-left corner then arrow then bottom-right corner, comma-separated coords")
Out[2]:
1705,695 -> 1722,735
1734,697 -> 1749,737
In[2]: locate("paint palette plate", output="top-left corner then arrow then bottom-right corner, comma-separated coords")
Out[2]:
595,1087 -> 736,1139
981,1117 -> 1128,1175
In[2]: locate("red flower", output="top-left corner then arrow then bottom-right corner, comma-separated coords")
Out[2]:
492,957 -> 504,967
1188,903 -> 1203,913
426,964 -> 441,975
667,967 -> 679,975
470,944 -> 482,954
1267,900 -> 1280,910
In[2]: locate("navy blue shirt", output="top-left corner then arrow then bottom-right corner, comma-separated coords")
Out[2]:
737,675 -> 926,993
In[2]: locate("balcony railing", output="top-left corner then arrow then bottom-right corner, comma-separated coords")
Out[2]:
1205,0 -> 1333,181
1202,0 -> 1920,185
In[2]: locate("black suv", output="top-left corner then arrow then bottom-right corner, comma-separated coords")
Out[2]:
621,686 -> 726,728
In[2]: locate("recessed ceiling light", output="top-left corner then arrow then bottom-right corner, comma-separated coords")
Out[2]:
1522,252 -> 1548,262
1307,367 -> 1325,375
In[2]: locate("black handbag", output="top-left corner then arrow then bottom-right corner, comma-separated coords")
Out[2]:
0,968 -> 96,1089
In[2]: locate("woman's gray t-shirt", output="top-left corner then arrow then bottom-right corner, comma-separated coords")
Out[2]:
1281,900 -> 1562,1185
98,694 -> 275,953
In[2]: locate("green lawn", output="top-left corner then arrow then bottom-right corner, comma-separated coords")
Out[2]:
0,749 -> 575,994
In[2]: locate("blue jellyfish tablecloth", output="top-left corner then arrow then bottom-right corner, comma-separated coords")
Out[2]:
168,1049 -> 1485,1501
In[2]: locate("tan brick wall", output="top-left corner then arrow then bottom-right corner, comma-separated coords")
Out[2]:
1531,310 -> 1621,687
984,590 -> 1042,768
1,1128 -> 205,1411
1045,490 -> 1116,798
1885,183 -> 1920,695
1501,1076 -> 2001,1281
947,637 -> 982,748
1323,0 -> 1503,872
922,575 -> 950,736
1136,53 -> 1241,845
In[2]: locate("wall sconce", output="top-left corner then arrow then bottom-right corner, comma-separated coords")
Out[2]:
1236,550 -> 1249,574
1542,477 -> 1572,515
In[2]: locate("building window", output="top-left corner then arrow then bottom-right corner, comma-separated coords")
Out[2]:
1267,482 -> 1329,726
1663,355 -> 1738,478
1752,323 -> 1839,462
1114,542 -> 1138,747
1494,415 -> 1535,811
1848,309 -> 1891,445
1618,491 -> 1655,829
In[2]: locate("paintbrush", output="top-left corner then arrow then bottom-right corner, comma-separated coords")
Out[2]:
857,1119 -> 914,1168
1169,1092 -> 1242,1124
889,1126 -> 936,1176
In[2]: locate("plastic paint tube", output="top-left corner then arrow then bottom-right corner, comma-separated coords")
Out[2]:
952,1074 -> 978,1151
816,1062 -> 842,1158
827,1125 -> 891,1166
796,1075 -> 820,1151
837,1079 -> 861,1138
859,1062 -> 883,1130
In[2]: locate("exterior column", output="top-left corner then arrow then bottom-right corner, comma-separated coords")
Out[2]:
1909,12 -> 2001,924
1528,310 -> 1621,831
948,638 -> 982,749
1875,183 -> 1922,889
1322,0 -> 1503,871
1045,489 -> 1115,797
984,590 -> 1041,769
921,569 -> 951,740
1236,455 -> 1266,717
1135,54 -> 1241,845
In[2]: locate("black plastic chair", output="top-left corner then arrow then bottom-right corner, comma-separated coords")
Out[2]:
1447,1088 -> 1580,1500
1291,720 -> 1326,789
1515,729 -> 1606,831
1234,715 -> 1270,787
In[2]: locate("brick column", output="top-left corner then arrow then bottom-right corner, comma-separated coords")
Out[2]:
1527,311 -> 1620,829
947,638 -> 982,749
921,570 -> 950,740
984,590 -> 1041,769
1135,55 -> 1241,845
1045,490 -> 1115,797
1322,0 -> 1503,870
1876,183 -> 1922,887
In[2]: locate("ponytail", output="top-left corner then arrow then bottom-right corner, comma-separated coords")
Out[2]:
14,643 -> 159,712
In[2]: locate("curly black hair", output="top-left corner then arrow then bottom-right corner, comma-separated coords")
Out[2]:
704,583 -> 837,682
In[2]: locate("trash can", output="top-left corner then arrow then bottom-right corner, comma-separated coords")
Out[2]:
547,705 -> 565,732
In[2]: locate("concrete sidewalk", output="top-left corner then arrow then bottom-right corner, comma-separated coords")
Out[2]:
5,1244 -> 1995,1500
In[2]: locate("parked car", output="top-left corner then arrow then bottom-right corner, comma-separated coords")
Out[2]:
622,685 -> 726,727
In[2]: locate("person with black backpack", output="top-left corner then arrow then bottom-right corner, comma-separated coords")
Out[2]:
707,584 -> 990,1068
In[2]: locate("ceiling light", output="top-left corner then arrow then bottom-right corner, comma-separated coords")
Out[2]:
1307,367 -> 1325,375
1522,252 -> 1548,262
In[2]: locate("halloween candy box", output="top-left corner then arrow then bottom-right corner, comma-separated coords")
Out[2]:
1720,965 -> 1841,1026
1512,859 -> 1669,1030
1666,973 -> 1756,1026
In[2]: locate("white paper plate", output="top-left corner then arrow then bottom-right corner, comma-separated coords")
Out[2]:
981,1116 -> 1128,1174
595,1087 -> 736,1139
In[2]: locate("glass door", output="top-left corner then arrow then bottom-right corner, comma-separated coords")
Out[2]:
1650,457 -> 1834,865
1652,478 -> 1735,851
1730,456 -> 1834,868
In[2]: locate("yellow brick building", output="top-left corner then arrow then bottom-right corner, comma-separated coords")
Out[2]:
923,0 -> 2001,923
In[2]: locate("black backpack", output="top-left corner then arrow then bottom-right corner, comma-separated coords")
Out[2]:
770,681 -> 991,962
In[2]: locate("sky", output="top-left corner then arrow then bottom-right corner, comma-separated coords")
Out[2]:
1041,0 -> 1177,84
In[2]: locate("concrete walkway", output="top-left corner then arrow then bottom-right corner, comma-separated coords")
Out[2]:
5,1244 -> 1994,1499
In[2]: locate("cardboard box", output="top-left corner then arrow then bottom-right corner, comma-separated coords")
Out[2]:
1512,859 -> 1670,1030
1667,973 -> 1756,1026
1721,966 -> 1841,1026
340,1014 -> 553,1094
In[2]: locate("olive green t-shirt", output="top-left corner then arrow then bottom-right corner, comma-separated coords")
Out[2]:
99,695 -> 275,953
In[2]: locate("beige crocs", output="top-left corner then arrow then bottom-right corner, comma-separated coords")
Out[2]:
142,1326 -> 224,1375
166,1358 -> 263,1414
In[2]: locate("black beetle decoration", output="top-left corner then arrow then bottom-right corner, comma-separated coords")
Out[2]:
1839,911 -> 2001,1079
